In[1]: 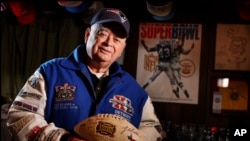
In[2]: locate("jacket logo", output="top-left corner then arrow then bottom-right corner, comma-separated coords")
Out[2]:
109,95 -> 134,115
55,83 -> 76,101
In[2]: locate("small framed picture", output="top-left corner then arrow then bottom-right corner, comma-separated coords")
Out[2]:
214,24 -> 250,71
211,77 -> 250,116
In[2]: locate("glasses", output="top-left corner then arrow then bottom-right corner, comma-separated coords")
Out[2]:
96,29 -> 124,45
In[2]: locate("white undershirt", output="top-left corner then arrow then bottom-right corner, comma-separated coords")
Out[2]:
87,66 -> 109,79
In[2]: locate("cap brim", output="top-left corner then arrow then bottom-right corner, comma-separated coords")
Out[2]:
97,20 -> 129,38
152,10 -> 175,21
65,1 -> 92,13
57,1 -> 82,7
146,1 -> 175,21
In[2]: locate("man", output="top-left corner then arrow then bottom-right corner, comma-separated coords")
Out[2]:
7,8 -> 162,141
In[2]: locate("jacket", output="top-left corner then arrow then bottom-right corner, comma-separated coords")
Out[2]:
7,45 -> 162,141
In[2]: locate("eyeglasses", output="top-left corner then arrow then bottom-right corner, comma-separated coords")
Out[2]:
96,28 -> 124,45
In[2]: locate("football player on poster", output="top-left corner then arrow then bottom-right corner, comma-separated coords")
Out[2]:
141,35 -> 194,98
140,39 -> 180,98
170,34 -> 195,98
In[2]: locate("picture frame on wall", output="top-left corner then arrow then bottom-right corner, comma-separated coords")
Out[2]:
214,24 -> 250,71
211,77 -> 250,117
136,23 -> 202,104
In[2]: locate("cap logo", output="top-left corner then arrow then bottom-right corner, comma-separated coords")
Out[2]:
107,9 -> 127,23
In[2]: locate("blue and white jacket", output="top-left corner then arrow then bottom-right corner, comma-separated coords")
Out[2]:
7,45 -> 162,141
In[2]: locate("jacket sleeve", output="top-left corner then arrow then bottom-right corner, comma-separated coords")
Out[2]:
138,97 -> 163,141
7,71 -> 69,141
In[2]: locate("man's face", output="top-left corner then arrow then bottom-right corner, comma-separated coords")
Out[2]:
85,23 -> 127,65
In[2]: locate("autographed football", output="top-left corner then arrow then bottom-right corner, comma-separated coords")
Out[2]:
74,114 -> 145,141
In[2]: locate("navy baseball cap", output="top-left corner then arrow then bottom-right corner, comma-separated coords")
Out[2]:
90,8 -> 130,37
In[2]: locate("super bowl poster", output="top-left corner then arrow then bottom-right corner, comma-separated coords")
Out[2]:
136,23 -> 202,104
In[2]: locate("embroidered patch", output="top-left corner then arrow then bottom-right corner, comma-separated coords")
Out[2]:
29,76 -> 40,88
26,125 -> 41,141
20,90 -> 42,100
12,101 -> 38,112
45,129 -> 62,141
33,125 -> 48,141
9,114 -> 35,134
55,83 -> 76,101
109,95 -> 134,115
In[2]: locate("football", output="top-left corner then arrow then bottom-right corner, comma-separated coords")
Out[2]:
74,114 -> 145,141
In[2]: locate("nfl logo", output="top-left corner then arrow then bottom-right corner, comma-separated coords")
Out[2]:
144,53 -> 158,72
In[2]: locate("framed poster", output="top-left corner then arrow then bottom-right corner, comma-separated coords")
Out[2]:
136,23 -> 202,104
214,24 -> 250,71
211,77 -> 249,116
